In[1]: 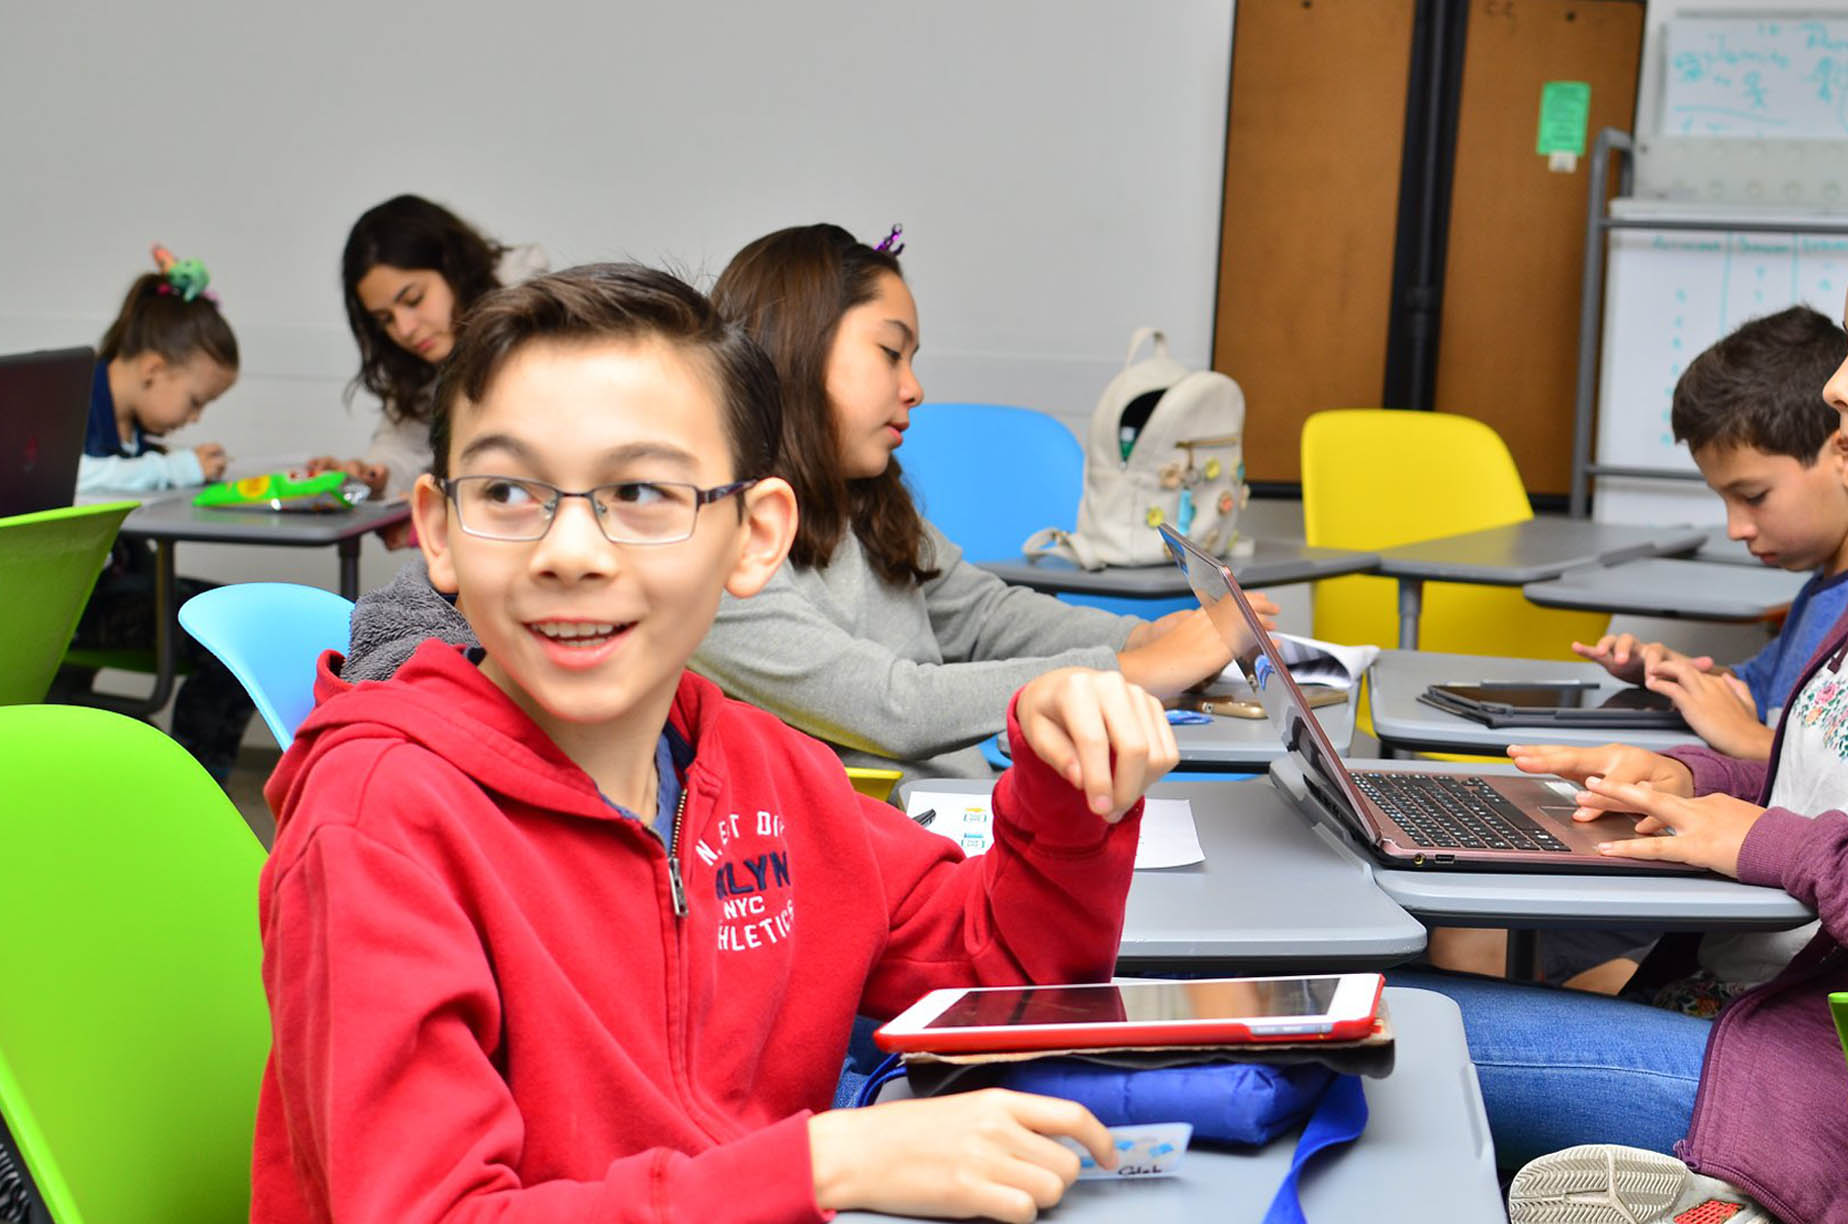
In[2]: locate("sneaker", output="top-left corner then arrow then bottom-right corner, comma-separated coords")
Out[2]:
1508,1145 -> 1769,1224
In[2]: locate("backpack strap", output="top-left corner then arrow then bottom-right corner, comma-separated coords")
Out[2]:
1123,327 -> 1170,368
1022,527 -> 1108,572
1260,1073 -> 1369,1224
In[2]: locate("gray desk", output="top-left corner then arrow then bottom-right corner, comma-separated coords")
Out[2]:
1373,519 -> 1708,649
840,987 -> 1501,1224
898,777 -> 1426,971
1694,527 -> 1760,566
1366,649 -> 1701,756
1523,557 -> 1808,622
1169,695 -> 1355,768
978,538 -> 1379,598
78,490 -> 409,717
1270,758 -> 1815,978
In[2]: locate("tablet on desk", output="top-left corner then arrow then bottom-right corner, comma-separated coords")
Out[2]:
875,974 -> 1384,1054
1420,681 -> 1687,730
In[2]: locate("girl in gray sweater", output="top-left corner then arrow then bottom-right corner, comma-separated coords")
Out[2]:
697,224 -> 1264,784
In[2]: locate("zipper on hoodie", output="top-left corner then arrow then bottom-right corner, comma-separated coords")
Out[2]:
667,788 -> 689,917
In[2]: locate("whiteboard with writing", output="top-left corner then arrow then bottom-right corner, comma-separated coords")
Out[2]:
1593,200 -> 1848,525
1662,17 -> 1848,139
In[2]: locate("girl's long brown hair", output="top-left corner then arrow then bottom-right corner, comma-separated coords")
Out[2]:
711,224 -> 936,586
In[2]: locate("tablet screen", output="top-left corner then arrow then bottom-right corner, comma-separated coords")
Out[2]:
1433,682 -> 1674,713
923,978 -> 1342,1030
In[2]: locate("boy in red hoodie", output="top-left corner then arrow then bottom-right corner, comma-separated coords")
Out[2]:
252,264 -> 1180,1224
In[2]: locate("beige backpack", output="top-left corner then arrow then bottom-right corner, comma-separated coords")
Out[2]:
1025,328 -> 1249,569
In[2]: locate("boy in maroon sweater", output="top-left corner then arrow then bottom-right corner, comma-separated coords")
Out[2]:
252,265 -> 1181,1223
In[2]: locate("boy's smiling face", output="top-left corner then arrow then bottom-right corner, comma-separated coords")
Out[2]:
412,336 -> 793,742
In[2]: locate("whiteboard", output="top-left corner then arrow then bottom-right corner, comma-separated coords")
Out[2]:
1593,200 -> 1848,524
1662,17 -> 1848,138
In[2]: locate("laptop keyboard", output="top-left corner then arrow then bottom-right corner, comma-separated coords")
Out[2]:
1349,772 -> 1569,853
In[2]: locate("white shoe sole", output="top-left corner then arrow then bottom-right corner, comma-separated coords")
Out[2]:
1508,1145 -> 1768,1224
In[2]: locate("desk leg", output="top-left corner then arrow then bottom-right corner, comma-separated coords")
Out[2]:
338,539 -> 361,601
1506,930 -> 1541,982
1396,577 -> 1423,650
78,539 -> 178,719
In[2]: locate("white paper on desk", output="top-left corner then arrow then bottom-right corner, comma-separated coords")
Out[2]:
1220,632 -> 1377,692
902,792 -> 1203,869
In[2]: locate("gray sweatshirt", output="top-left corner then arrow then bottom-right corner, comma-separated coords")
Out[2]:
690,522 -> 1139,784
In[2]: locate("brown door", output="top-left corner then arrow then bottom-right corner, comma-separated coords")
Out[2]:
1213,0 -> 1419,485
1435,0 -> 1643,495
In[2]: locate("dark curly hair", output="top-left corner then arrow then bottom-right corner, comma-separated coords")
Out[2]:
341,194 -> 505,425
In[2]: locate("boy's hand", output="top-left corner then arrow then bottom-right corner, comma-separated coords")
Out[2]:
1506,741 -> 1693,821
1574,778 -> 1765,878
1571,634 -> 1709,686
192,443 -> 228,481
1117,600 -> 1274,699
808,1089 -> 1115,1222
1018,668 -> 1178,820
1644,655 -> 1774,761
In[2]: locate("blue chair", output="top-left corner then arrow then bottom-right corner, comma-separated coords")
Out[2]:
178,582 -> 354,749
899,402 -> 1084,563
900,402 -> 1191,616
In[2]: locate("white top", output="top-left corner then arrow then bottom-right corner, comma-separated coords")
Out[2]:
1698,649 -> 1845,985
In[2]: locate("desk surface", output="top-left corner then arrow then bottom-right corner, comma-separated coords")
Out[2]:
899,777 -> 1425,968
977,538 -> 1378,596
840,987 -> 1501,1224
1168,694 -> 1355,767
1271,759 -> 1815,931
1523,557 -> 1807,621
1693,527 -> 1758,566
1374,519 -> 1707,584
113,492 -> 410,546
1367,650 -> 1702,754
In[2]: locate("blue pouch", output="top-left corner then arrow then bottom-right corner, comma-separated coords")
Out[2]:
983,1057 -> 1335,1144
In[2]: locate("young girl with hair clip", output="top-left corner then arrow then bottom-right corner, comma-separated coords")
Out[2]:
307,194 -> 547,502
695,223 -> 1270,783
61,246 -> 255,784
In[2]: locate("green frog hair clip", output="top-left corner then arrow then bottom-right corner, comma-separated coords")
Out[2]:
151,243 -> 217,304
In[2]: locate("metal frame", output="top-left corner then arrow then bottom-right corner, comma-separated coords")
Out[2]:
1570,126 -> 1848,516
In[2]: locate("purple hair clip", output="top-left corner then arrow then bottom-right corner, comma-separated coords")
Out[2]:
874,223 -> 905,256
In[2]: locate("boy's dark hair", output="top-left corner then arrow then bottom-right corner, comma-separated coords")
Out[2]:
711,224 -> 938,586
1672,305 -> 1847,462
342,194 -> 506,426
98,273 -> 239,371
429,264 -> 781,486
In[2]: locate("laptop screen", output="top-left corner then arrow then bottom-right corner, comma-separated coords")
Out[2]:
1158,524 -> 1376,835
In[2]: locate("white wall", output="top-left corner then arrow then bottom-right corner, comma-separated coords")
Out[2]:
1,0 -> 1235,594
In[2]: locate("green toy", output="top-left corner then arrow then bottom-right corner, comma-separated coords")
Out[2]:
193,470 -> 367,512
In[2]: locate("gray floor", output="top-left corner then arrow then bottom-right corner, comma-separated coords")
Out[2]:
226,743 -> 280,848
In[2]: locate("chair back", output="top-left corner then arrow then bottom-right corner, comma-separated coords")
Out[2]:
899,403 -> 1083,563
1301,410 -> 1607,658
179,582 -> 355,749
0,704 -> 268,1223
1832,992 -> 1848,1075
0,501 -> 136,705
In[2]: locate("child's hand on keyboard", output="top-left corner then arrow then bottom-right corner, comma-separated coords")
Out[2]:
1575,782 -> 1764,877
1506,742 -> 1694,821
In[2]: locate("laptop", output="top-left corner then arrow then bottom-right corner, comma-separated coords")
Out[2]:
1159,524 -> 1697,875
0,347 -> 93,518
1418,681 -> 1688,730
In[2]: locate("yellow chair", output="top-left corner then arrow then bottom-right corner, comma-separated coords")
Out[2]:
845,766 -> 903,804
1302,410 -> 1609,659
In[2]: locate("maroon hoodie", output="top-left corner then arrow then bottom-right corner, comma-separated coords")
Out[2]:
250,640 -> 1141,1223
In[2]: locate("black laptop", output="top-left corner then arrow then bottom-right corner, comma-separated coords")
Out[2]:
0,346 -> 93,518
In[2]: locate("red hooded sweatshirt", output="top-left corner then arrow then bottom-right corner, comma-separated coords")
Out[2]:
251,640 -> 1141,1223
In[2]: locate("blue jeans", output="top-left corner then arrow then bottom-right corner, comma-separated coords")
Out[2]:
1390,970 -> 1711,1168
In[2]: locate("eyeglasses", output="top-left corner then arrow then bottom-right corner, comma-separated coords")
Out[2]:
442,475 -> 758,545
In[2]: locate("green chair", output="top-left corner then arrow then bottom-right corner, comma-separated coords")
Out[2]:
1832,992 -> 1848,1074
0,502 -> 136,706
0,704 -> 268,1223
